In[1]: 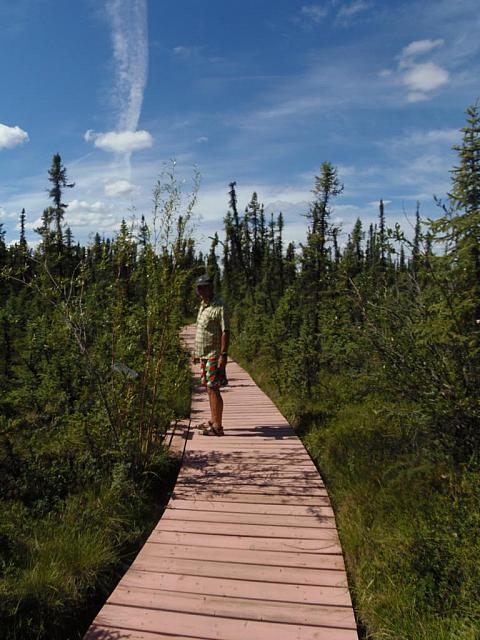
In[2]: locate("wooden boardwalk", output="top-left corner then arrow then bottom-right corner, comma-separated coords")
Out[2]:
84,325 -> 358,639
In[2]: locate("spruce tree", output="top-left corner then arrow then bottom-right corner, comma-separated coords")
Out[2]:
411,202 -> 421,273
379,199 -> 387,270
35,206 -> 55,254
207,232 -> 221,287
284,241 -> 296,287
48,153 -> 75,251
302,162 -> 343,298
19,208 -> 27,251
0,223 -> 6,268
432,101 -> 480,328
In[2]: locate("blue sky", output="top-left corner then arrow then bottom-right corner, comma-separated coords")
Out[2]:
0,0 -> 478,251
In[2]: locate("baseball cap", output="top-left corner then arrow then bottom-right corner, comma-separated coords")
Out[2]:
196,273 -> 213,286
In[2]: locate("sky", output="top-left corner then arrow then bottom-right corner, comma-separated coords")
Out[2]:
0,0 -> 479,252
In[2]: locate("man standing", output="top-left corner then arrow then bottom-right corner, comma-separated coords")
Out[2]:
193,274 -> 230,436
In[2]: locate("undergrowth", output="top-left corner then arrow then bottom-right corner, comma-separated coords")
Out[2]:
232,346 -> 480,640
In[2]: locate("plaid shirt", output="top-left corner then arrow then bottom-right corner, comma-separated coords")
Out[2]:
194,295 -> 230,358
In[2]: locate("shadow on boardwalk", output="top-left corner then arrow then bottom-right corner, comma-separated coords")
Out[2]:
85,629 -> 122,639
176,449 -> 333,525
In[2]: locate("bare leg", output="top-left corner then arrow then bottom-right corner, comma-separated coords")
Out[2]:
207,386 -> 223,427
207,386 -> 214,422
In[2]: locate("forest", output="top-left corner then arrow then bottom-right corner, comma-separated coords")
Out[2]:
0,102 -> 479,639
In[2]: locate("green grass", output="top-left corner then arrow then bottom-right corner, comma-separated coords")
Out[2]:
0,327 -> 192,640
0,451 -> 180,640
231,346 -> 480,640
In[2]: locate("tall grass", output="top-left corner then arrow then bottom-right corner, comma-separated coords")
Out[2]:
231,347 -> 480,640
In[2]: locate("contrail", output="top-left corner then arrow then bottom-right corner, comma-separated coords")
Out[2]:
106,0 -> 148,133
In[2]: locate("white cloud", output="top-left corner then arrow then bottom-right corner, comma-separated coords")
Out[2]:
104,179 -> 138,197
406,91 -> 430,103
384,39 -> 450,103
23,217 -> 43,231
173,45 -> 200,59
196,136 -> 209,144
386,128 -> 460,150
0,123 -> 29,149
85,129 -> 153,153
413,128 -> 459,144
300,4 -> 328,23
64,199 -> 119,229
367,199 -> 392,207
403,62 -> 449,94
105,0 -> 148,132
401,39 -> 444,60
0,206 -> 22,220
24,199 -> 119,230
337,0 -> 372,21
84,1 -> 149,169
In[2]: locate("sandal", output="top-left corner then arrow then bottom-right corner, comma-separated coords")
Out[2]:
195,420 -> 213,430
202,424 -> 224,437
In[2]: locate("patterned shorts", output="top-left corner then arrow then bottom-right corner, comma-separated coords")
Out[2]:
200,356 -> 228,388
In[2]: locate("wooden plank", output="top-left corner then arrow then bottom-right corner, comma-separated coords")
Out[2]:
178,473 -> 325,482
179,466 -> 323,476
166,498 -> 334,516
107,585 -> 357,629
185,447 -> 311,456
89,604 -> 358,640
171,491 -> 330,505
139,542 -> 345,570
176,476 -> 326,488
84,627 -> 204,640
120,569 -> 353,606
131,556 -> 348,587
163,507 -> 336,526
175,483 -> 328,496
147,530 -> 342,553
155,518 -> 336,538
182,462 -> 319,472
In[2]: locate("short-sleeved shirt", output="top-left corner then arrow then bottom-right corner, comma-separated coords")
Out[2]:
194,295 -> 230,359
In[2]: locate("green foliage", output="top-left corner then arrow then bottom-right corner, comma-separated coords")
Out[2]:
303,398 -> 480,639
0,157 -> 199,639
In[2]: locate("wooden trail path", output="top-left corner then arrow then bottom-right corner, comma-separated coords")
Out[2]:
84,325 -> 358,639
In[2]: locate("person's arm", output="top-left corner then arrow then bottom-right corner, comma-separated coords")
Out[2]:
218,304 -> 230,367
218,331 -> 229,368
220,330 -> 229,355
193,303 -> 202,363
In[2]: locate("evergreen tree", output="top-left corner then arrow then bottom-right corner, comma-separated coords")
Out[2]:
432,101 -> 480,328
301,162 -> 343,327
207,232 -> 221,288
65,227 -> 73,249
284,241 -> 297,287
245,192 -> 262,289
138,214 -> 149,249
0,224 -> 6,280
342,217 -> 364,280
379,199 -> 387,270
35,206 -> 55,254
411,202 -> 421,273
48,153 -> 75,251
399,245 -> 406,272
19,208 -> 27,251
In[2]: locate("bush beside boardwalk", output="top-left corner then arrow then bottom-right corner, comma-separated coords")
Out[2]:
0,163 -> 203,639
